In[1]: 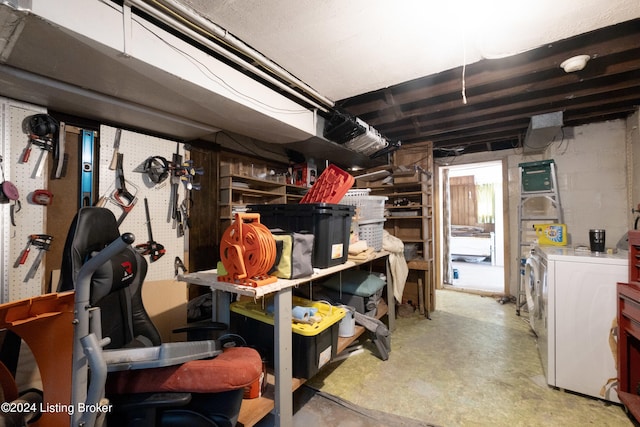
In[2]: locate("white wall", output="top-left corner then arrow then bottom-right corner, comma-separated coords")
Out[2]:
546,120 -> 628,248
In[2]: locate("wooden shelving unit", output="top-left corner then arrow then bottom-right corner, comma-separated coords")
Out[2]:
356,141 -> 435,315
219,174 -> 286,219
218,153 -> 308,227
285,183 -> 308,203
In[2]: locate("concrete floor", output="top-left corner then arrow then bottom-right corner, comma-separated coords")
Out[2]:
305,289 -> 635,427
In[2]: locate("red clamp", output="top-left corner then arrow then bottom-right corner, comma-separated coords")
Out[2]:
30,189 -> 53,206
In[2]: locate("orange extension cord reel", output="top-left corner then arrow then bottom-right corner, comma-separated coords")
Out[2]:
219,213 -> 277,287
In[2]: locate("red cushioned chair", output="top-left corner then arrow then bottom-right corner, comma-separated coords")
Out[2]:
59,207 -> 262,427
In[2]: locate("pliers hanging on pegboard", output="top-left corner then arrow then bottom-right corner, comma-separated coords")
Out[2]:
174,257 -> 187,277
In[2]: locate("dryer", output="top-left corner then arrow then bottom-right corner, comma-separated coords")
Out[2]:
523,249 -> 543,335
535,245 -> 627,403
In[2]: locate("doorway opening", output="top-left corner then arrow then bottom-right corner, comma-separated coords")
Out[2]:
439,160 -> 506,295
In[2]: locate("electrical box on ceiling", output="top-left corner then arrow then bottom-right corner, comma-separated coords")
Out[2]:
523,111 -> 563,153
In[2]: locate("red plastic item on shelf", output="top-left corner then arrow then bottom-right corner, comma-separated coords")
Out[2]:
300,164 -> 354,204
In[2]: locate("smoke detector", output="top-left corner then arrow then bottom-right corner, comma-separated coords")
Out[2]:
560,55 -> 590,73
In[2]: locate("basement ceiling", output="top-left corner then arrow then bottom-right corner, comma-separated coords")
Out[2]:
184,0 -> 640,156
0,1 -> 639,165
339,19 -> 640,156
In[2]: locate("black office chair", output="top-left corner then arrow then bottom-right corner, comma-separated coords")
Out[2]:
59,207 -> 262,427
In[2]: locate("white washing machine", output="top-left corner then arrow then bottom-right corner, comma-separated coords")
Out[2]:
523,249 -> 543,335
533,245 -> 628,403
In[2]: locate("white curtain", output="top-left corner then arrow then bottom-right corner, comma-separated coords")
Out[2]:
476,183 -> 495,224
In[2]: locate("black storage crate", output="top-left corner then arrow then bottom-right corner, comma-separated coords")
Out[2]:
248,203 -> 354,268
230,298 -> 343,379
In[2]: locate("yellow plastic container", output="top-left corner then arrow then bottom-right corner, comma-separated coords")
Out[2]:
535,223 -> 567,246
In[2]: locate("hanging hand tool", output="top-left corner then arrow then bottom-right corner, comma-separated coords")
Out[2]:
175,206 -> 184,237
179,198 -> 191,230
114,153 -> 136,208
20,137 -> 33,164
52,121 -> 67,179
30,189 -> 53,206
167,143 -> 182,225
21,115 -> 59,177
23,134 -> 55,177
178,159 -> 204,191
97,153 -> 138,225
1,155 -> 21,230
136,197 -> 165,262
174,197 -> 190,237
174,256 -> 187,276
15,236 -> 34,268
10,200 -> 21,228
24,234 -> 53,282
108,128 -> 122,170
15,234 -> 53,281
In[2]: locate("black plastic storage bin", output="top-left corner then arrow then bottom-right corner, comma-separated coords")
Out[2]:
230,297 -> 345,379
248,203 -> 354,268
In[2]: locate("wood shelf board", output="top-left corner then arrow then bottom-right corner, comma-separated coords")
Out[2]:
386,204 -> 427,209
385,216 -> 427,220
179,252 -> 390,299
230,188 -> 285,197
222,174 -> 284,186
407,260 -> 431,270
238,374 -> 306,427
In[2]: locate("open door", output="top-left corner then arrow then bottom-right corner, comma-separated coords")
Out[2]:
440,160 -> 506,295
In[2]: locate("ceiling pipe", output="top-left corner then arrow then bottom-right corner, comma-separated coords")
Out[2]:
125,0 -> 333,113
0,64 -> 222,133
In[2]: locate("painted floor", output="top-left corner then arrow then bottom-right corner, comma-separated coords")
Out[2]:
304,289 -> 634,427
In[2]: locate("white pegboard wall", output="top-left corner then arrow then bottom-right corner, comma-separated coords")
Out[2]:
98,125 -> 186,281
1,98 -> 48,303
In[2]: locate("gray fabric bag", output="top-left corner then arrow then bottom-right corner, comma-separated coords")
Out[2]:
270,231 -> 314,279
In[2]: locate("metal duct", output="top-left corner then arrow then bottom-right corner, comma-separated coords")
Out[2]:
523,111 -> 563,153
344,118 -> 388,156
323,110 -> 365,144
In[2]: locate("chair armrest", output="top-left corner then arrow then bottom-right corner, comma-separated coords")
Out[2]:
104,341 -> 221,371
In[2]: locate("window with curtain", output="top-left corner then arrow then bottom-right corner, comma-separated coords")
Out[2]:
476,183 -> 495,224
